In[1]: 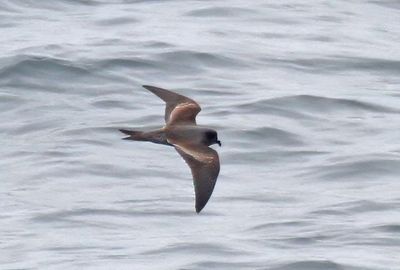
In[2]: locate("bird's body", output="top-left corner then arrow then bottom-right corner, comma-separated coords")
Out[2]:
120,85 -> 221,213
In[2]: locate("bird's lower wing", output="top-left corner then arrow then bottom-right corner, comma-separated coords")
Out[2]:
173,143 -> 220,213
142,85 -> 201,125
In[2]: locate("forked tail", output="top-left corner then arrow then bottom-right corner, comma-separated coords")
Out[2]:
119,128 -> 172,146
119,129 -> 146,141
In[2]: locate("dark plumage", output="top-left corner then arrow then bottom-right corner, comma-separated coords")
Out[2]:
120,85 -> 221,213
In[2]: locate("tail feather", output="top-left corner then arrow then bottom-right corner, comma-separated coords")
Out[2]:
119,128 -> 172,146
119,129 -> 145,141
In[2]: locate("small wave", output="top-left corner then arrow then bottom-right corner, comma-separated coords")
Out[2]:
269,260 -> 367,270
220,194 -> 298,204
0,55 -> 91,83
280,235 -> 334,246
246,127 -> 301,141
0,93 -> 27,112
236,100 -> 317,120
141,242 -> 244,256
0,1 -> 20,13
142,41 -> 174,49
249,220 -> 309,231
370,0 -> 400,10
31,207 -> 198,225
187,260 -> 260,269
335,56 -> 400,74
228,127 -> 304,149
374,224 -> 400,233
341,200 -> 398,213
6,0 -> 103,10
95,17 -> 139,26
304,158 -> 400,180
156,50 -> 248,70
96,58 -> 157,70
225,150 -> 319,165
266,95 -> 398,114
185,6 -> 257,18
264,56 -> 400,75
309,209 -> 346,216
91,99 -> 129,109
310,200 -> 398,216
8,118 -> 62,136
60,126 -> 115,136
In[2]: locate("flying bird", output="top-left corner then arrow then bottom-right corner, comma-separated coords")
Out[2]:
119,85 -> 221,213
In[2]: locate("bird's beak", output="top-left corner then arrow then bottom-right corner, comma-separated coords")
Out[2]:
217,140 -> 222,147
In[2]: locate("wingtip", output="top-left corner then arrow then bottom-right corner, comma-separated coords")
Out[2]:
142,85 -> 161,93
142,85 -> 154,90
195,205 -> 204,214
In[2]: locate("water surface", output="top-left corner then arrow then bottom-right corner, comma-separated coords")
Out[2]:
1,1 -> 400,269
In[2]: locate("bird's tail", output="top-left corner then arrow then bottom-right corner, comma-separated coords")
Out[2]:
119,129 -> 146,141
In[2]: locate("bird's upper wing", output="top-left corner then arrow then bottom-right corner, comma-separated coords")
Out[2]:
173,143 -> 220,213
142,85 -> 201,126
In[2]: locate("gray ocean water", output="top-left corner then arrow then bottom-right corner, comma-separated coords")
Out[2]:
1,1 -> 400,269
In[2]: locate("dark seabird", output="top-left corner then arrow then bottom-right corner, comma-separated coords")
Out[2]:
120,85 -> 221,213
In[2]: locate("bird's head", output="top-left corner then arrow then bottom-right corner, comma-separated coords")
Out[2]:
204,130 -> 221,147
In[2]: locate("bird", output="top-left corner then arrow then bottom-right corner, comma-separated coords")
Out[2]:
119,85 -> 221,213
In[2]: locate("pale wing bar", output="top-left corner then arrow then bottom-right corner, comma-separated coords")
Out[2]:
174,144 -> 220,213
142,85 -> 201,125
